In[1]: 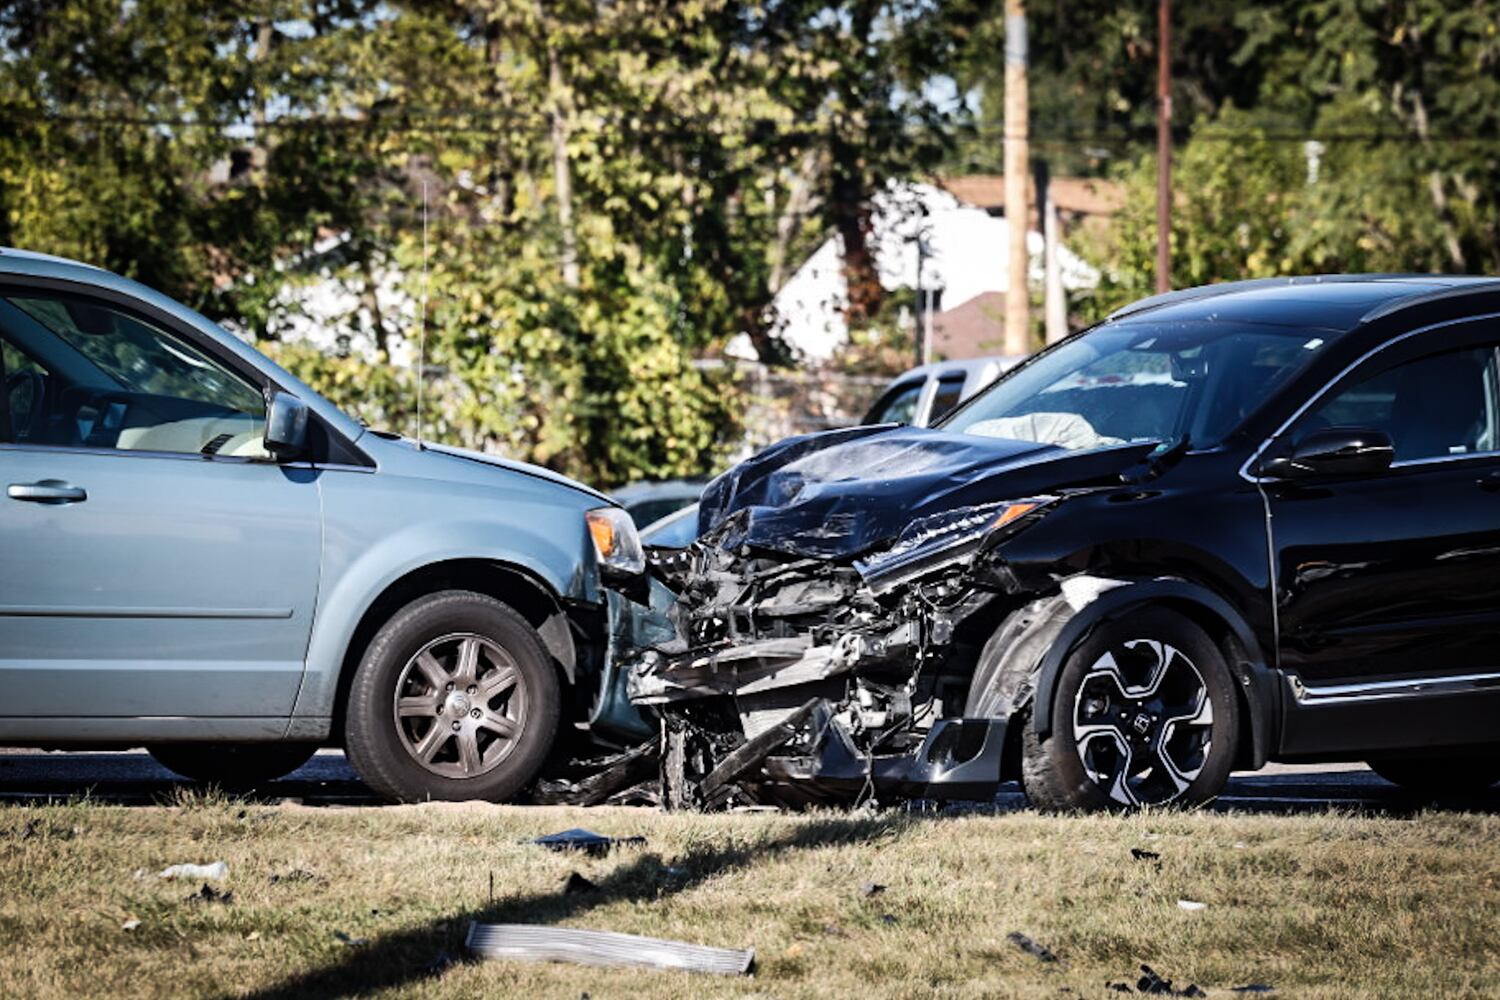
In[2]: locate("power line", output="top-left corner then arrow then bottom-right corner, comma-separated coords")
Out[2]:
5,105 -> 1500,144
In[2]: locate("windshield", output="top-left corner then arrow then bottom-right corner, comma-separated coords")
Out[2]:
942,320 -> 1329,451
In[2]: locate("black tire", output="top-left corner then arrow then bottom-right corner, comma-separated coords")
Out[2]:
1021,607 -> 1240,812
343,590 -> 560,803
148,743 -> 318,788
1366,754 -> 1500,796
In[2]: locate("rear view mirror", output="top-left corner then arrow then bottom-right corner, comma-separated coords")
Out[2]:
264,392 -> 309,460
1261,427 -> 1394,479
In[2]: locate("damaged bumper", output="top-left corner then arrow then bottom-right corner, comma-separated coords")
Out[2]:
617,497 -> 1062,808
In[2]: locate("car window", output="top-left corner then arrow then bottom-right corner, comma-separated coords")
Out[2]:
1297,345 -> 1498,464
928,375 -> 966,423
867,381 -> 924,425
944,321 -> 1328,452
0,293 -> 270,458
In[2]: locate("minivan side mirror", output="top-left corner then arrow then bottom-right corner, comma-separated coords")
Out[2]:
263,392 -> 309,460
1260,427 -> 1394,479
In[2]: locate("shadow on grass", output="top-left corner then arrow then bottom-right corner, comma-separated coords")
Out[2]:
227,814 -> 911,1000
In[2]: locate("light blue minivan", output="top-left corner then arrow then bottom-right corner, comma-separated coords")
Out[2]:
0,248 -> 659,801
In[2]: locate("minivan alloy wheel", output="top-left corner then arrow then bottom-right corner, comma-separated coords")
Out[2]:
1072,639 -> 1213,806
393,632 -> 527,778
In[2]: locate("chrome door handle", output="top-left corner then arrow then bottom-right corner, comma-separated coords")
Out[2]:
7,480 -> 88,504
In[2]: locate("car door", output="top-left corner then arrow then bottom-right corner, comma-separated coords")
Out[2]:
1261,320 -> 1500,754
0,288 -> 321,727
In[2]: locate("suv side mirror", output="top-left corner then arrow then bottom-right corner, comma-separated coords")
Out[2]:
264,392 -> 309,460
1261,427 -> 1394,479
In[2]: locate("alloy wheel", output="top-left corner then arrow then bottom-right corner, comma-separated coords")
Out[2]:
1071,638 -> 1214,806
392,633 -> 527,778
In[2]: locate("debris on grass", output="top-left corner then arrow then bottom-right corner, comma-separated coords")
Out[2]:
268,868 -> 323,885
562,872 -> 599,894
1134,964 -> 1206,996
466,922 -> 754,976
185,883 -> 233,905
1229,986 -> 1276,994
1006,930 -> 1059,963
860,881 -> 887,898
2,819 -> 76,841
1175,899 -> 1207,912
159,861 -> 228,881
1130,848 -> 1161,863
333,931 -> 368,947
120,918 -> 141,932
531,828 -> 646,857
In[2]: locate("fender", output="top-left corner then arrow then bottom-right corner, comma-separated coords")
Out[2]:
289,515 -> 595,725
1024,576 -> 1280,770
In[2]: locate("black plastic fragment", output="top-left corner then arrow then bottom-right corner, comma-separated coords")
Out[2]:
531,828 -> 646,857
1007,930 -> 1059,963
1136,964 -> 1205,996
1130,848 -> 1162,862
186,883 -> 233,905
860,882 -> 887,898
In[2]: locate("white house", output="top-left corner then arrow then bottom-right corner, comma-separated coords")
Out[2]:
742,180 -> 1103,364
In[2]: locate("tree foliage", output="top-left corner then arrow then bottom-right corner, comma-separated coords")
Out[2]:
0,0 -> 982,486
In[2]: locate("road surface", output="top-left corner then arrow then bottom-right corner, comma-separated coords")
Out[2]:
2,750 -> 1495,813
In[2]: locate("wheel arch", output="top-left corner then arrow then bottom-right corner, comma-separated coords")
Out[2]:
326,559 -> 585,740
1017,577 -> 1279,772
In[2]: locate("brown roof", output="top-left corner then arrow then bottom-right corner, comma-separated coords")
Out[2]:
930,291 -> 1009,361
938,175 -> 1125,217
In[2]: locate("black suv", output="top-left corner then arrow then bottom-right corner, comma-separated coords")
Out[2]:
628,275 -> 1500,811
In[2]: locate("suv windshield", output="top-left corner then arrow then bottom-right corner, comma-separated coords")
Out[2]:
942,321 -> 1329,451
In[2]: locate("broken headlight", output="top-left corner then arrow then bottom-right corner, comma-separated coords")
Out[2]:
586,507 -> 646,576
854,498 -> 1053,592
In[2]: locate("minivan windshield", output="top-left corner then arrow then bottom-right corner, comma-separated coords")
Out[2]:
941,320 -> 1329,451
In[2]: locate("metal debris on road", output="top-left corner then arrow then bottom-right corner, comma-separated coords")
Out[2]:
466,922 -> 755,976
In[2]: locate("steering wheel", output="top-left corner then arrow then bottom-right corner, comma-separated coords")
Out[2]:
4,369 -> 45,441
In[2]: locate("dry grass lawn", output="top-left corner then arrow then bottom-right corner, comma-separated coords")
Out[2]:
1,796 -> 1497,999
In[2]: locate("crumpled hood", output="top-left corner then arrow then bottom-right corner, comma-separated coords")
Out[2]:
698,424 -> 1156,559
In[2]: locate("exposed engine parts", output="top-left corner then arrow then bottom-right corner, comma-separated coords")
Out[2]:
621,505 -> 1052,810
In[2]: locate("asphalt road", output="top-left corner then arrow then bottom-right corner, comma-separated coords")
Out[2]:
2,750 -> 1496,813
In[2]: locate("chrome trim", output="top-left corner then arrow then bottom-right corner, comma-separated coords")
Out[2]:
1239,310 -> 1500,485
1290,670 -> 1500,706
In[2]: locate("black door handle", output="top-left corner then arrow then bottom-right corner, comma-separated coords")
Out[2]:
7,480 -> 87,504
1478,470 -> 1500,492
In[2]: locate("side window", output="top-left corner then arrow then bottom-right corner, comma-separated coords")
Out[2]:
928,375 -> 966,423
1,336 -> 50,443
866,381 -> 924,426
0,293 -> 269,458
1298,345 -> 1498,464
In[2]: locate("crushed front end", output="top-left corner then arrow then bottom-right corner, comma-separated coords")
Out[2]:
625,495 -> 1056,809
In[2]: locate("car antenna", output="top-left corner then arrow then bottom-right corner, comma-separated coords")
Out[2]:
414,178 -> 430,450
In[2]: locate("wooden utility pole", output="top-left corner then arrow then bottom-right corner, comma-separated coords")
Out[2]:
1036,160 -> 1067,344
1155,0 -> 1172,294
1002,0 -> 1030,356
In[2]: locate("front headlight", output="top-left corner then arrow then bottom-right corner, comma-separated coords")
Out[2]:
586,507 -> 646,576
854,498 -> 1053,593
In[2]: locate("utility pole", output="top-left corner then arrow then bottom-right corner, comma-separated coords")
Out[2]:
1003,0 -> 1030,356
1035,160 -> 1067,344
1155,0 -> 1172,294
